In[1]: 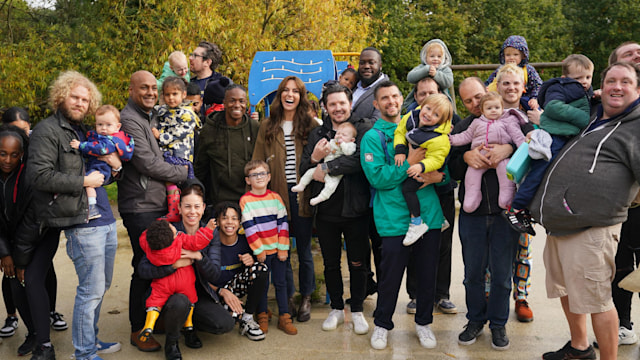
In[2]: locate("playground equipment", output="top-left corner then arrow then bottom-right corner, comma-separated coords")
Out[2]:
248,50 -> 350,115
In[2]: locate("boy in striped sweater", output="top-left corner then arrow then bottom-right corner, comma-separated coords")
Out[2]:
240,160 -> 297,335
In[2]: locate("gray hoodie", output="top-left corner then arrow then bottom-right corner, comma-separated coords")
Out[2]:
530,101 -> 640,236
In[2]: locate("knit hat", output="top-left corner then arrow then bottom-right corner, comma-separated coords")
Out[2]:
528,129 -> 552,161
204,76 -> 231,105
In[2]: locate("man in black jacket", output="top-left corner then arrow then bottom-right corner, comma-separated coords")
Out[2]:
300,84 -> 373,336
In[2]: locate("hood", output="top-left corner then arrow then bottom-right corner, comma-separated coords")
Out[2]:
420,39 -> 452,68
406,107 -> 452,136
500,35 -> 529,66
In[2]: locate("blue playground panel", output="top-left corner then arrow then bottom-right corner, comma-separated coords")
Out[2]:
336,61 -> 350,76
248,50 -> 341,115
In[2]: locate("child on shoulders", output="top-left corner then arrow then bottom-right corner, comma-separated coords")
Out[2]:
157,51 -> 191,92
405,39 -> 454,108
485,35 -> 543,110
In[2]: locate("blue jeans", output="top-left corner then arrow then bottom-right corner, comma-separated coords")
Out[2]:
459,212 -> 518,328
65,222 -> 117,360
287,184 -> 315,296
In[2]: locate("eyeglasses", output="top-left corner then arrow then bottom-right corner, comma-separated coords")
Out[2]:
189,52 -> 207,60
247,171 -> 269,179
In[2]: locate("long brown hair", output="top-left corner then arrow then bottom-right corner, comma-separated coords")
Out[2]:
265,76 -> 314,146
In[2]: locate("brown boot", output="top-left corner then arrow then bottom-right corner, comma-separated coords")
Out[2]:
297,295 -> 311,322
256,312 -> 269,334
278,313 -> 297,335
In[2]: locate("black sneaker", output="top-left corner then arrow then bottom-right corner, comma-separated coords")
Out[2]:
31,344 -> 55,360
542,341 -> 596,360
502,209 -> 536,236
0,315 -> 18,337
491,326 -> 509,350
17,333 -> 37,356
458,321 -> 484,345
50,311 -> 68,331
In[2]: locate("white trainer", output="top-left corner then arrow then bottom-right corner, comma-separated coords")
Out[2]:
351,312 -> 369,335
370,326 -> 388,350
322,309 -> 344,331
403,222 -> 429,246
416,324 -> 437,348
619,326 -> 638,345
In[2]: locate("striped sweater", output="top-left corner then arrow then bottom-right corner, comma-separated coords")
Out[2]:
240,190 -> 290,257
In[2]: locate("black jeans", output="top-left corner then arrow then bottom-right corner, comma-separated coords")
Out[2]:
193,285 -> 235,334
613,206 -> 640,329
316,215 -> 370,312
407,190 -> 455,301
375,230 -> 441,330
3,265 -> 58,314
11,227 -> 60,344
121,211 -> 166,332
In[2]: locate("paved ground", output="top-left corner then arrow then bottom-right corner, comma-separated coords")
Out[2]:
1,217 -> 639,360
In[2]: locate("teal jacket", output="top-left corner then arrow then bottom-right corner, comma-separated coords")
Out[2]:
360,118 -> 444,237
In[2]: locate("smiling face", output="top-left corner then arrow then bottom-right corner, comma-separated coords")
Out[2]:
497,72 -> 524,109
223,87 -> 247,125
427,47 -> 443,67
616,43 -> 640,64
94,111 -> 121,136
0,135 -> 23,178
280,79 -> 301,113
179,192 -> 205,229
170,57 -> 189,78
482,99 -> 503,121
601,64 -> 640,119
245,165 -> 271,193
325,91 -> 352,128
418,103 -> 443,127
373,85 -> 402,122
358,50 -> 381,83
503,47 -> 524,65
218,207 -> 240,237
61,85 -> 91,123
163,85 -> 186,108
129,71 -> 158,113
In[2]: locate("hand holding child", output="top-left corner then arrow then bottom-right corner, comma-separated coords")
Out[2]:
151,127 -> 160,140
394,154 -> 406,166
528,98 -> 540,111
407,164 -> 423,178
70,139 -> 80,149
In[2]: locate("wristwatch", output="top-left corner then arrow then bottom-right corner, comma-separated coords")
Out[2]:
113,165 -> 123,172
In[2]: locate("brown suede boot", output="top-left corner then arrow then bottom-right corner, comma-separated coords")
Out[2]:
256,312 -> 269,334
277,313 -> 298,335
297,295 -> 311,322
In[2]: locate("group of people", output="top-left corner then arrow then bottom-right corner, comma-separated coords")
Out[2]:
1,36 -> 640,360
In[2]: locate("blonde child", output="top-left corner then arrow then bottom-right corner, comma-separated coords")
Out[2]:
449,92 -> 528,213
394,93 -> 452,246
405,39 -> 454,108
485,35 -> 543,110
152,76 -> 201,221
70,105 -> 134,219
240,160 -> 297,335
292,122 -> 356,205
157,51 -> 191,91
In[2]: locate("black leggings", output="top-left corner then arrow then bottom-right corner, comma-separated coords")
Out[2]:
11,228 -> 60,345
3,265 -> 58,315
402,177 -> 423,217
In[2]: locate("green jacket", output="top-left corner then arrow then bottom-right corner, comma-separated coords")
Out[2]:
360,118 -> 443,237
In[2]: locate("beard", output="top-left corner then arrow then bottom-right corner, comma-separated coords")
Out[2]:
60,105 -> 87,124
360,71 -> 381,88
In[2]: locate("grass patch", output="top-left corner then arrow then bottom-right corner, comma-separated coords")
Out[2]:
105,182 -> 118,203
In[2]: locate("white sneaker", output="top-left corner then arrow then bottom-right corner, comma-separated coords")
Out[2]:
351,312 -> 369,335
619,326 -> 638,345
322,309 -> 344,331
403,222 -> 429,246
416,324 -> 436,348
370,326 -> 388,350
